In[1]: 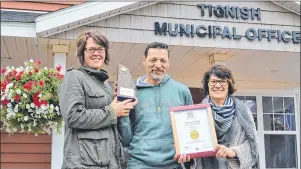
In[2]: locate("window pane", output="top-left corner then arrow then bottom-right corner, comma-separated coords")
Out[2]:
263,97 -> 273,113
284,97 -> 295,114
273,97 -> 284,113
265,135 -> 297,168
285,115 -> 296,131
274,114 -> 285,131
263,114 -> 273,130
245,96 -> 257,113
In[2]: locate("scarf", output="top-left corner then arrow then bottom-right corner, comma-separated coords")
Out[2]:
205,96 -> 236,139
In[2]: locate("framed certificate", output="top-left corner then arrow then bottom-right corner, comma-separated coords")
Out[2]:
170,103 -> 218,159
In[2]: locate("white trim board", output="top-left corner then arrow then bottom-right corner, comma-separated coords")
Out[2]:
1,22 -> 36,37
35,1 -> 161,37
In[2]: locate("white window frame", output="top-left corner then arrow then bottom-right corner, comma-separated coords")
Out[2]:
234,89 -> 300,169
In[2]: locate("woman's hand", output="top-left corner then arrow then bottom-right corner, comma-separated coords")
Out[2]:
215,144 -> 237,158
110,97 -> 138,117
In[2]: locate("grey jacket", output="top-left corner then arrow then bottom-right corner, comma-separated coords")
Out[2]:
59,66 -> 124,169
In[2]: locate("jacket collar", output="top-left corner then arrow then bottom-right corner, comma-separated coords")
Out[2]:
77,66 -> 109,82
136,74 -> 171,88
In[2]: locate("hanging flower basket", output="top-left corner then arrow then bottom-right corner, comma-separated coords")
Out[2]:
1,59 -> 64,135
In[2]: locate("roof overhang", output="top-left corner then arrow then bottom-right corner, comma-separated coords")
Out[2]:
35,1 -> 160,37
271,1 -> 300,15
1,22 -> 36,37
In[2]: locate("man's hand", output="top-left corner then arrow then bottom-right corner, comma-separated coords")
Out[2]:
174,154 -> 191,163
215,144 -> 237,158
110,97 -> 138,117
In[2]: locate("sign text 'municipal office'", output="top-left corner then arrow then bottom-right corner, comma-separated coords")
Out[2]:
154,4 -> 300,43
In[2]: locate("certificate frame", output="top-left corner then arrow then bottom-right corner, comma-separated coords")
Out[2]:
170,103 -> 218,159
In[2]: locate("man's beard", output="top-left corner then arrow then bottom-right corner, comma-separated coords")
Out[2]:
150,72 -> 164,82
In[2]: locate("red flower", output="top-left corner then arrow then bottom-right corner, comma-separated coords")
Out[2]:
36,60 -> 41,65
1,99 -> 9,105
34,68 -> 39,73
16,75 -> 21,80
32,91 -> 40,100
23,84 -> 32,91
7,72 -> 13,78
39,80 -> 45,87
14,71 -> 23,81
49,73 -> 54,77
57,73 -> 64,79
1,81 -> 7,91
23,81 -> 35,91
32,91 -> 48,108
1,68 -> 6,74
56,65 -> 62,72
14,95 -> 21,102
33,99 -> 40,107
40,100 -> 48,106
29,72 -> 33,76
28,81 -> 35,86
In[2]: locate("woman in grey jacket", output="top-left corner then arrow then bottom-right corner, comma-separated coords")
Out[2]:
59,30 -> 137,169
192,65 -> 259,169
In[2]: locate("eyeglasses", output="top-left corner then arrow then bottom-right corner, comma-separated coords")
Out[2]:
85,48 -> 105,54
209,80 -> 228,86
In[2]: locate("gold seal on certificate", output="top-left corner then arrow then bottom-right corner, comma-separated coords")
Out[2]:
170,104 -> 218,159
190,130 -> 199,140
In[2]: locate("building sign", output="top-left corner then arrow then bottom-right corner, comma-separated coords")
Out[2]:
154,4 -> 300,43
197,4 -> 261,20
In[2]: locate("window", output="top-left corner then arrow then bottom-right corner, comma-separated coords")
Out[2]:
234,95 -> 299,169
263,97 -> 296,131
262,96 -> 298,168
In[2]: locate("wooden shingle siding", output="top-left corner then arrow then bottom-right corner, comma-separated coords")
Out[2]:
1,144 -> 51,153
1,154 -> 51,163
1,1 -> 85,12
1,163 -> 50,169
0,132 -> 52,169
1,133 -> 51,144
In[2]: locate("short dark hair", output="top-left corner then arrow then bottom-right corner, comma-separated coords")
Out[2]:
202,65 -> 237,95
144,42 -> 169,57
76,30 -> 110,65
